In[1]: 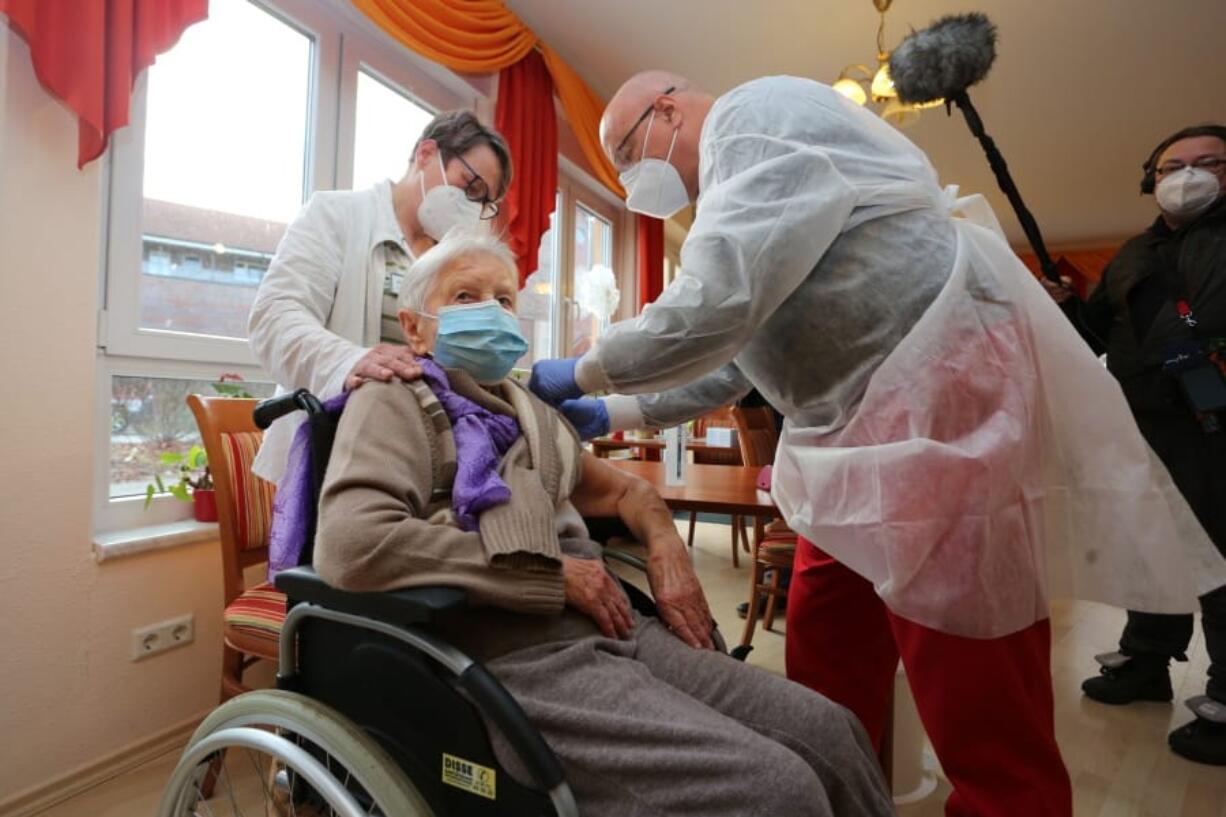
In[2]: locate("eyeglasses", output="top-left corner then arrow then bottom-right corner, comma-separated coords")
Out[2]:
453,153 -> 500,219
614,85 -> 677,163
1155,156 -> 1226,178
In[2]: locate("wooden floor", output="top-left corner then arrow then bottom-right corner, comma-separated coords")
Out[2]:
36,520 -> 1225,817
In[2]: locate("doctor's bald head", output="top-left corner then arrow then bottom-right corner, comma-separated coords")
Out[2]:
601,70 -> 713,202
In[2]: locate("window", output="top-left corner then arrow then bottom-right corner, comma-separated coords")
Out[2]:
351,69 -> 436,192
109,375 -> 276,500
99,0 -> 484,533
516,192 -> 563,368
568,204 -> 616,357
123,0 -> 312,349
509,174 -> 625,366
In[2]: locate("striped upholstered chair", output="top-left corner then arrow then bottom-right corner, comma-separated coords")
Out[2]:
187,395 -> 284,704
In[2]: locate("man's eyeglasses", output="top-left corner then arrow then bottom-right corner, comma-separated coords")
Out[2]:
454,153 -> 500,219
615,85 -> 677,163
1156,156 -> 1226,178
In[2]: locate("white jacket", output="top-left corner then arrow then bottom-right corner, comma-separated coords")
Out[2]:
249,180 -> 411,484
578,76 -> 1226,636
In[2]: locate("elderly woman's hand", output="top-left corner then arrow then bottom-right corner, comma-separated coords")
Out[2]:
647,544 -> 715,650
562,555 -> 634,640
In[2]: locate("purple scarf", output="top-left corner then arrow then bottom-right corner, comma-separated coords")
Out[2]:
267,359 -> 521,578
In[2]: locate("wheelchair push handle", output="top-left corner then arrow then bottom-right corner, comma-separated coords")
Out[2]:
457,663 -> 567,791
254,389 -> 326,430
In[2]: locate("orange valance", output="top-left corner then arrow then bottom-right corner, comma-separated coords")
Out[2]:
348,0 -> 535,73
350,0 -> 623,197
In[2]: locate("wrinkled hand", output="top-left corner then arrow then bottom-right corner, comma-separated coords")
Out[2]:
562,555 -> 634,640
344,344 -> 424,391
1041,275 -> 1076,305
529,358 -> 583,406
647,545 -> 715,649
559,398 -> 610,440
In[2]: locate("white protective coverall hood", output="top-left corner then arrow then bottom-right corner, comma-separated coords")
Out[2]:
579,76 -> 1226,638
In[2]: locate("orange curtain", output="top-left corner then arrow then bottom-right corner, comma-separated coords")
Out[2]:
349,0 -> 623,198
538,42 -> 623,196
0,0 -> 208,168
348,0 -> 534,73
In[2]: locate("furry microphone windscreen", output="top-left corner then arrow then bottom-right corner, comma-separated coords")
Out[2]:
889,12 -> 997,105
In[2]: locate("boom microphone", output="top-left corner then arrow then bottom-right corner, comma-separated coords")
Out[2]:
888,13 -> 1065,288
889,13 -> 997,105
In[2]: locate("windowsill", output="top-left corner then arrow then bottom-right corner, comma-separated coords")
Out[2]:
93,519 -> 218,563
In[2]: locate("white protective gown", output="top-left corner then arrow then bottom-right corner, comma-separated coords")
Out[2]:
577,76 -> 1226,638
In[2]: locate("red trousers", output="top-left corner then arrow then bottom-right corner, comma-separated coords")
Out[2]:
786,538 -> 1072,817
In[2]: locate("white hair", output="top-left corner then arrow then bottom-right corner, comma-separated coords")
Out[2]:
397,228 -> 519,313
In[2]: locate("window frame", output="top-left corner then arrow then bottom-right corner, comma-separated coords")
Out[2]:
554,161 -> 628,357
95,0 -> 495,535
335,19 -> 485,192
102,0 -> 339,367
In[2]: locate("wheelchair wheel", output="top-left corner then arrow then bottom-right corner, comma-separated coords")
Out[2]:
158,689 -> 434,817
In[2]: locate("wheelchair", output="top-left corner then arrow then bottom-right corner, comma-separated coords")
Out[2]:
158,388 -> 735,817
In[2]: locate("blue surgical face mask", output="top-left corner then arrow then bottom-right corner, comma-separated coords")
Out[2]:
424,300 -> 528,383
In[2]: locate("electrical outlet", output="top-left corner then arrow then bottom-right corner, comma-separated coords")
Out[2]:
131,614 -> 195,661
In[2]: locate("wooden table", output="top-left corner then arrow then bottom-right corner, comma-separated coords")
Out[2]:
603,459 -> 779,518
589,435 -> 733,460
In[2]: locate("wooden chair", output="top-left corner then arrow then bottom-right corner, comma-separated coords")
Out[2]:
686,406 -> 750,565
187,395 -> 284,705
732,406 -> 796,649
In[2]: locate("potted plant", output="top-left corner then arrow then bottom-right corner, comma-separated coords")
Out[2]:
213,372 -> 254,398
145,444 -> 217,522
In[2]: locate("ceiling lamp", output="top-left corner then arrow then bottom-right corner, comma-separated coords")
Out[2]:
832,0 -> 942,127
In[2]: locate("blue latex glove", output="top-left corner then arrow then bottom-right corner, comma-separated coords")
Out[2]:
559,398 -> 610,440
529,357 -> 583,405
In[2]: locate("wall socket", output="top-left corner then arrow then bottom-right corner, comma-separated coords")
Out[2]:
131,614 -> 195,661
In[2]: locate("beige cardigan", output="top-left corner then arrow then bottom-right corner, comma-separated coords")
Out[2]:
314,372 -> 611,660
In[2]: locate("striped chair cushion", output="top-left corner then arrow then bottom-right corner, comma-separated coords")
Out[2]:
218,430 -> 275,552
223,581 -> 286,639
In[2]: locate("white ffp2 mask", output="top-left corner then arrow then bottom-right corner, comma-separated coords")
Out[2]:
1155,166 -> 1221,220
418,153 -> 485,241
620,111 -> 691,220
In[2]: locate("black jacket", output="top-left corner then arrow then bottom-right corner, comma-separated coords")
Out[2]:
1076,199 -> 1226,416
1069,200 -> 1226,547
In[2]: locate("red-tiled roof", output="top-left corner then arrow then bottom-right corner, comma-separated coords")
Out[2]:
143,199 -> 288,255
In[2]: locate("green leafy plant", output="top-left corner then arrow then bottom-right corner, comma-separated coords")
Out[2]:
144,444 -> 212,508
213,372 -> 254,398
141,374 -> 253,509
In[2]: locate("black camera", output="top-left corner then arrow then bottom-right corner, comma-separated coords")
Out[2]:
1162,341 -> 1226,432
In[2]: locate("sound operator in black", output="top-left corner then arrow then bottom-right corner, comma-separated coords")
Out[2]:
1054,125 -> 1226,766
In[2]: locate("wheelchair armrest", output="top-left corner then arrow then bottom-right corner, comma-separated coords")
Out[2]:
253,389 -> 324,429
274,566 -> 468,626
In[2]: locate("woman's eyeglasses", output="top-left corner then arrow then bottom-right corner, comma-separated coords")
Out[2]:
454,153 -> 500,219
1155,156 -> 1226,178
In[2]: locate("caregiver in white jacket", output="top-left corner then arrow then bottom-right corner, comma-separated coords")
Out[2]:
248,110 -> 511,484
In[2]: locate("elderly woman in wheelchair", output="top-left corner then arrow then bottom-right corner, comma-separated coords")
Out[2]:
159,230 -> 891,817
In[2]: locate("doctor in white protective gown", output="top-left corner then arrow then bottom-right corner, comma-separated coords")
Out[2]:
528,71 -> 1226,817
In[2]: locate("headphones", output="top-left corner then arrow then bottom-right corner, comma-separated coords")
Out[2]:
1140,124 -> 1226,194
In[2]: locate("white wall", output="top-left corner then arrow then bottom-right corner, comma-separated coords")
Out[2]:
0,29 -> 232,803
